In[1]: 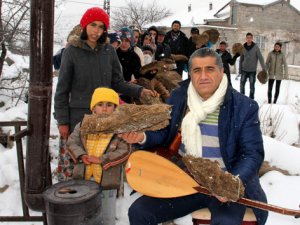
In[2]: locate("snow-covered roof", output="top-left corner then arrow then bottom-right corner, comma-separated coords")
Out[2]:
149,0 -> 300,28
214,3 -> 231,20
145,4 -> 222,27
236,0 -> 278,5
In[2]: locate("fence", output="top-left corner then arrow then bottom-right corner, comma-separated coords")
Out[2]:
0,121 -> 47,224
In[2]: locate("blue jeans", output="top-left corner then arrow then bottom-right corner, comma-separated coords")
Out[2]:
240,71 -> 256,99
128,193 -> 246,225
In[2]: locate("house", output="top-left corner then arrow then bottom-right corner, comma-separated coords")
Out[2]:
150,0 -> 300,68
206,0 -> 300,67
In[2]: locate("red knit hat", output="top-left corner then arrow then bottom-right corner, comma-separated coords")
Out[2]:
80,7 -> 109,30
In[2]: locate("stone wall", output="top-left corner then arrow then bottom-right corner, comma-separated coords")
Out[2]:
236,3 -> 300,30
201,2 -> 300,65
288,65 -> 300,81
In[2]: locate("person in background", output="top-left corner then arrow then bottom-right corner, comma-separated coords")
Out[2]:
155,29 -> 171,60
117,27 -> 141,82
121,47 -> 268,225
52,24 -> 81,71
265,42 -> 288,104
147,26 -> 158,43
132,27 -> 145,66
141,45 -> 154,65
216,41 -> 240,86
141,32 -> 150,46
132,27 -> 142,47
117,27 -> 142,102
54,7 -> 154,180
187,27 -> 199,57
239,32 -> 266,99
147,26 -> 159,51
67,87 -> 131,225
108,31 -> 121,49
53,48 -> 65,71
164,20 -> 189,76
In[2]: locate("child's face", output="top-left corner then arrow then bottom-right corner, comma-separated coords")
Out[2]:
143,35 -> 151,45
120,37 -> 130,51
93,101 -> 116,115
133,31 -> 140,44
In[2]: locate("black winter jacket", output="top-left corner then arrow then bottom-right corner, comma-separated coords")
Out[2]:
117,47 -> 141,82
216,49 -> 239,77
54,37 -> 142,126
164,31 -> 189,56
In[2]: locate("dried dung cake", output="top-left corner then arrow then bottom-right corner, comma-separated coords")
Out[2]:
140,60 -> 176,75
257,70 -> 268,84
182,155 -> 245,202
202,29 -> 220,44
192,33 -> 209,48
139,60 -> 182,97
138,92 -> 162,105
232,43 -> 244,55
170,54 -> 188,62
136,77 -> 170,104
155,71 -> 182,92
80,103 -> 171,135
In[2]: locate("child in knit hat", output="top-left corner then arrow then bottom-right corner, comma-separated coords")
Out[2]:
119,27 -> 135,48
67,87 -> 131,225
108,31 -> 121,49
116,27 -> 142,98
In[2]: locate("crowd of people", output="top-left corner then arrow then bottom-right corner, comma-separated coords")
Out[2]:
52,6 -> 289,225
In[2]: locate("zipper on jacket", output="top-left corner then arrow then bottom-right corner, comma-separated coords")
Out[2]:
274,53 -> 278,75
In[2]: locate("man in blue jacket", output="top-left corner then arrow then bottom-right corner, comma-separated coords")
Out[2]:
121,47 -> 268,225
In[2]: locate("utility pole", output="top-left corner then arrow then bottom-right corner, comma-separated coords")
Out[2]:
25,0 -> 54,211
103,0 -> 110,16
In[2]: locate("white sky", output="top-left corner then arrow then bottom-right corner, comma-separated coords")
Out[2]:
1,51 -> 300,224
60,0 -> 225,16
60,0 -> 300,17
55,0 -> 300,43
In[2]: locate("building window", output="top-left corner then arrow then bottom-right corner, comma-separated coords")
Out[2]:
254,35 -> 266,49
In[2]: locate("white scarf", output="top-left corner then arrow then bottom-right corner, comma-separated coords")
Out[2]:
181,75 -> 228,157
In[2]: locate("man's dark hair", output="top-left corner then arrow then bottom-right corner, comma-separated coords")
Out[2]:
80,25 -> 108,44
190,27 -> 199,34
171,20 -> 181,27
147,26 -> 158,35
188,47 -> 223,74
219,41 -> 227,45
246,32 -> 253,37
275,42 -> 282,47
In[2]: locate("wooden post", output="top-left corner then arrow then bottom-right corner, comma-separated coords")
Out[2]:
25,0 -> 54,212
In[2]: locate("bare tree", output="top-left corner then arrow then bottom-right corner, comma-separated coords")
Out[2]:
0,0 -> 67,78
1,0 -> 30,54
0,0 -> 6,77
111,0 -> 172,30
0,0 -> 30,79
